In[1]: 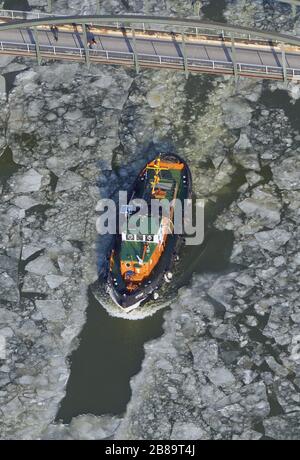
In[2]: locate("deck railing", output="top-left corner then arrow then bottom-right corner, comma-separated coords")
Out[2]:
0,9 -> 59,20
1,39 -> 300,80
0,11 -> 300,81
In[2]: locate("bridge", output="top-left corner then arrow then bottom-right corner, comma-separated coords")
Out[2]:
0,9 -> 300,82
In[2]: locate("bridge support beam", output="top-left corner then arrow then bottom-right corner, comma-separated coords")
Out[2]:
32,27 -> 42,65
230,34 -> 238,84
181,32 -> 189,79
281,43 -> 288,84
131,26 -> 140,74
81,23 -> 91,68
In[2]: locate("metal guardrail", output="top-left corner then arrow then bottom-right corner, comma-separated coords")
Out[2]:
0,11 -> 236,45
277,0 -> 300,6
0,10 -> 284,45
0,9 -> 59,20
0,12 -> 299,81
0,14 -> 300,47
1,39 -> 299,80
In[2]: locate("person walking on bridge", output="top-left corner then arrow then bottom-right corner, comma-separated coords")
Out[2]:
50,25 -> 59,42
87,31 -> 97,49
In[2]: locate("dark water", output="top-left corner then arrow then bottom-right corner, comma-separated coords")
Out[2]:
57,230 -> 236,422
260,88 -> 300,132
178,229 -> 234,286
56,290 -> 166,422
0,147 -> 21,187
57,169 -> 241,421
3,0 -> 30,10
175,164 -> 247,286
3,71 -> 22,94
181,74 -> 214,140
202,0 -> 227,22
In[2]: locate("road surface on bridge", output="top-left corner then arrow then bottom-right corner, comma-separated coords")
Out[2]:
0,25 -> 300,71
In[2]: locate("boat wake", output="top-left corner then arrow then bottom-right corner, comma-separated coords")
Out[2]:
91,279 -> 173,320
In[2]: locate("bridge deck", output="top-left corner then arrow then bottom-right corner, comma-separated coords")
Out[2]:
0,14 -> 300,80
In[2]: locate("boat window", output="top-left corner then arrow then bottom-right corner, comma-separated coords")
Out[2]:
122,233 -> 158,243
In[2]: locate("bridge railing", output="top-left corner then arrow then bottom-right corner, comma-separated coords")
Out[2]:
0,9 -> 292,46
1,39 -> 300,80
0,9 -> 58,20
